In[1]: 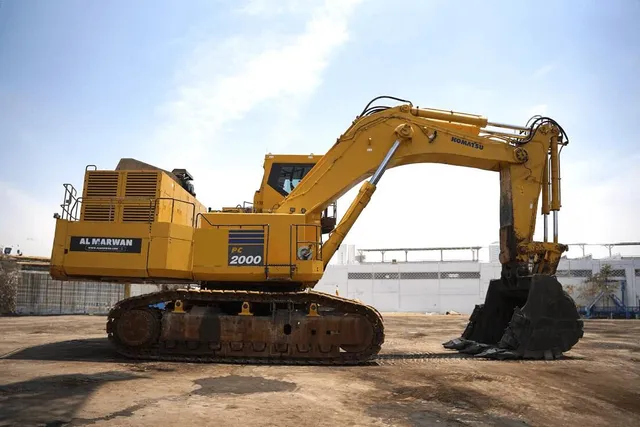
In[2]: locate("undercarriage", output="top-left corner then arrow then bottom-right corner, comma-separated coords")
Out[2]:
106,274 -> 584,364
107,288 -> 385,365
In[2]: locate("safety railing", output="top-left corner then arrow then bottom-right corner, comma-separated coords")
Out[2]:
58,183 -> 198,225
237,201 -> 254,211
151,197 -> 197,226
579,305 -> 640,319
59,184 -> 81,221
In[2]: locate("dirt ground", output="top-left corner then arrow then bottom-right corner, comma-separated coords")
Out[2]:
0,314 -> 638,427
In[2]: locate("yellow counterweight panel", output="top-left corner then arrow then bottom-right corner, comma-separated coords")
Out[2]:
50,219 -> 69,280
146,222 -> 195,279
51,165 -> 207,283
52,220 -> 153,280
50,219 -> 197,282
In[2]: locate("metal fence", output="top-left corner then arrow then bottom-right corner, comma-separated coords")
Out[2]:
15,271 -> 125,315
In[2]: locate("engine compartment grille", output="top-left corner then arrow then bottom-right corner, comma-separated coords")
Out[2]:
125,172 -> 158,198
85,172 -> 119,198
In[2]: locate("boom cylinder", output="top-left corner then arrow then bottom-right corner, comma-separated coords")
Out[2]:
370,139 -> 401,185
322,138 -> 403,265
321,181 -> 376,266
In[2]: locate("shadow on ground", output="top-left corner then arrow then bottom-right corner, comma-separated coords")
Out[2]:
3,338 -> 124,363
3,338 -> 585,367
0,371 -> 143,427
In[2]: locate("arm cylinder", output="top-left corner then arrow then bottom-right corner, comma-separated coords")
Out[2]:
550,134 -> 561,243
410,107 -> 488,128
542,155 -> 550,242
542,156 -> 550,214
550,135 -> 561,210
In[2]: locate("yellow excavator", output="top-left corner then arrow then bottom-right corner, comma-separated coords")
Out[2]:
49,95 -> 583,363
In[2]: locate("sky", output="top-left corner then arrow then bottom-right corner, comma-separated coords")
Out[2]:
0,0 -> 639,261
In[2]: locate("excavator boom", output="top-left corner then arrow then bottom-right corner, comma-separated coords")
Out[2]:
49,95 -> 583,364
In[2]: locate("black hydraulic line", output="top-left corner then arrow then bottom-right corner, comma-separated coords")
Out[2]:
358,95 -> 413,117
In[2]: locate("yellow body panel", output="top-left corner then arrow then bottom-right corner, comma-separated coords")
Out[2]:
193,212 -> 323,283
51,163 -> 324,284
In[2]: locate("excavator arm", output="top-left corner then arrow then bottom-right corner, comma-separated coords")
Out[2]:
275,98 -> 566,278
274,96 -> 582,359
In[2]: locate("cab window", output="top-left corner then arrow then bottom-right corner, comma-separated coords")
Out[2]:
267,163 -> 315,196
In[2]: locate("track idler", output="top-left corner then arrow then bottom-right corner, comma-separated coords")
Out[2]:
443,274 -> 584,360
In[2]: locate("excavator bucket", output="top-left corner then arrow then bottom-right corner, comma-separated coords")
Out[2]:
443,274 -> 584,360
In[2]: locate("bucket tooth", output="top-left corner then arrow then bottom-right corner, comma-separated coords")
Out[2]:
444,274 -> 584,360
442,338 -> 471,350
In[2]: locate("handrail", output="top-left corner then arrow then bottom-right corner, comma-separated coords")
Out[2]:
68,196 -> 82,219
152,197 -> 197,226
60,184 -> 80,221
195,212 -> 214,228
62,190 -> 198,226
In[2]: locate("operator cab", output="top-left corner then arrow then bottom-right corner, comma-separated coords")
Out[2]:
256,155 -> 337,234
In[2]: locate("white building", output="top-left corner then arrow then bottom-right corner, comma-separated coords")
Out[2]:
316,244 -> 640,314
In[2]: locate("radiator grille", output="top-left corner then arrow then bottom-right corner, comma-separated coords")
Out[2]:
123,205 -> 156,222
82,204 -> 115,222
85,172 -> 119,198
125,172 -> 158,198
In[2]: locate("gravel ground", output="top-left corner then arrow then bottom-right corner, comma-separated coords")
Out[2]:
0,313 -> 638,427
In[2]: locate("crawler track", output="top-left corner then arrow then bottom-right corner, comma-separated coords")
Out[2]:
107,288 -> 385,366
